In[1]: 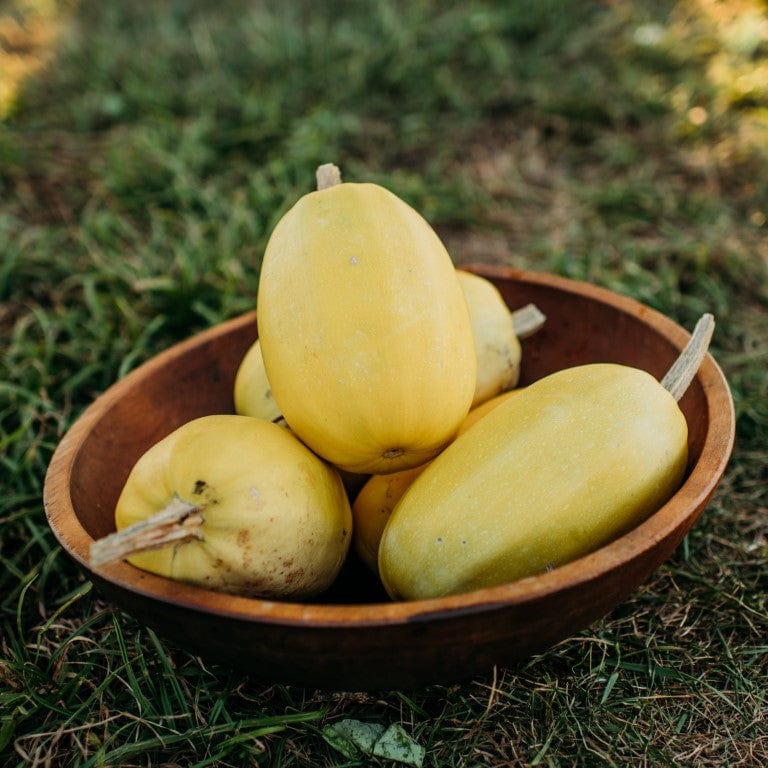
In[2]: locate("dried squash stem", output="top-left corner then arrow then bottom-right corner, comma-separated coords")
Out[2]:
511,303 -> 546,339
90,496 -> 204,567
661,313 -> 714,402
316,163 -> 342,190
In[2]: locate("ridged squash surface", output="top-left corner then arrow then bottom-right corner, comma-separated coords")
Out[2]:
257,182 -> 476,474
378,363 -> 688,600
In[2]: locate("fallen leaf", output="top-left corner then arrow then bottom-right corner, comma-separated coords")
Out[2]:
322,719 -> 424,767
373,723 -> 425,768
322,718 -> 386,760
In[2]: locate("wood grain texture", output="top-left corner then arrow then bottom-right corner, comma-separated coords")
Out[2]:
42,267 -> 735,690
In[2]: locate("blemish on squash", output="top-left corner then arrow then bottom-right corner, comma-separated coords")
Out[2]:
382,447 -> 405,460
284,568 -> 305,585
193,480 -> 207,495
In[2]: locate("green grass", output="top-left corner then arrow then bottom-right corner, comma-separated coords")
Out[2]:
2,0 -> 767,765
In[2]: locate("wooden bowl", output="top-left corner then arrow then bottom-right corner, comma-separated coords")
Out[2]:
43,266 -> 734,690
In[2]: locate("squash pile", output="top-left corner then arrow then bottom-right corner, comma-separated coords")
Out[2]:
90,163 -> 713,604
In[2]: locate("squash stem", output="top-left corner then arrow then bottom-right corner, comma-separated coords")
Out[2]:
89,496 -> 205,568
660,313 -> 715,402
511,303 -> 546,339
316,163 -> 342,190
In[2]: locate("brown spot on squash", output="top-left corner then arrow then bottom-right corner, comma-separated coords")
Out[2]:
283,568 -> 305,585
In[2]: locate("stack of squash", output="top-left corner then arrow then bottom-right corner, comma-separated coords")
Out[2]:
91,164 -> 707,604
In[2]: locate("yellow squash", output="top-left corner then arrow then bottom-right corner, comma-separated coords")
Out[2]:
378,363 -> 689,600
101,415 -> 352,599
456,270 -> 522,407
257,170 -> 476,475
233,339 -> 282,422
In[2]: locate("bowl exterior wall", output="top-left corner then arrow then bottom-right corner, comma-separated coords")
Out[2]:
87,520 -> 699,690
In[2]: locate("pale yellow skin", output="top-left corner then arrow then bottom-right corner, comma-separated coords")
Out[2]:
115,415 -> 352,599
378,364 -> 689,600
256,182 -> 476,475
352,389 -> 518,573
456,270 -> 522,408
456,388 -> 520,433
233,339 -> 282,422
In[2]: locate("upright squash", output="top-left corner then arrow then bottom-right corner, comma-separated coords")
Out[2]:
257,165 -> 476,475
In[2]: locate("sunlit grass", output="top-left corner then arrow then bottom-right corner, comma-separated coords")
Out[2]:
0,0 -> 73,119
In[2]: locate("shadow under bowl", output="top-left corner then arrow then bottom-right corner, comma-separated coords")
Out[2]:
43,266 -> 735,690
